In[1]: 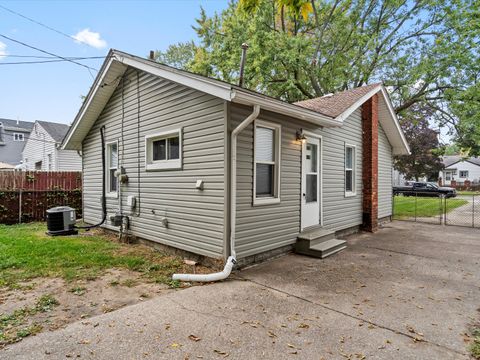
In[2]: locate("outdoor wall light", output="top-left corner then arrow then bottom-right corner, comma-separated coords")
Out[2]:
296,129 -> 307,143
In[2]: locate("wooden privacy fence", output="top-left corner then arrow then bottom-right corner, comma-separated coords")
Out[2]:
0,171 -> 82,225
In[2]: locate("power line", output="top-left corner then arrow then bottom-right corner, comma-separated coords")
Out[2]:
1,131 -> 60,145
3,54 -> 105,59
0,4 -> 96,48
0,34 -> 98,78
0,56 -> 107,65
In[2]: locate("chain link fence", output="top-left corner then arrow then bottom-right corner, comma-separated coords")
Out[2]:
392,192 -> 479,228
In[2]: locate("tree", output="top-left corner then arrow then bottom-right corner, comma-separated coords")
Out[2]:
394,107 -> 443,181
154,0 -> 480,154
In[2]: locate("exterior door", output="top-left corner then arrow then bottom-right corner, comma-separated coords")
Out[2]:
301,136 -> 321,230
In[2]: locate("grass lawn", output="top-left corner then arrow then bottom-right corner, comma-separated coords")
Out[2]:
393,196 -> 468,218
0,222 -> 186,289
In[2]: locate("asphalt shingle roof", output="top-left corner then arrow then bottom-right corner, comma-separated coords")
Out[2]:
442,155 -> 480,168
293,83 -> 382,118
0,118 -> 34,132
37,121 -> 71,143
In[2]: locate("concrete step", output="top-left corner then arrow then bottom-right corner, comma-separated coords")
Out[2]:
297,228 -> 336,246
296,238 -> 347,259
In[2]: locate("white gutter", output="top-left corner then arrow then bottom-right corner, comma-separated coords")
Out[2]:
172,105 -> 261,282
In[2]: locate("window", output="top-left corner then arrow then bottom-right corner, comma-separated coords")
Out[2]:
13,133 -> 25,141
445,172 -> 452,181
47,154 -> 52,171
35,161 -> 42,170
106,142 -> 118,196
345,144 -> 356,196
145,129 -> 182,171
459,170 -> 469,178
254,120 -> 281,205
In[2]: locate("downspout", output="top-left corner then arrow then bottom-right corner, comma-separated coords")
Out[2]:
172,104 -> 261,282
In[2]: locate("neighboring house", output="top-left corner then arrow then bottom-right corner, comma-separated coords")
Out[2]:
22,121 -> 82,171
392,169 -> 427,185
0,162 -> 15,170
440,155 -> 480,186
0,118 -> 34,165
62,50 -> 409,265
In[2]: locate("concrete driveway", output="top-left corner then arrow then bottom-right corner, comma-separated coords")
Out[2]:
3,221 -> 480,359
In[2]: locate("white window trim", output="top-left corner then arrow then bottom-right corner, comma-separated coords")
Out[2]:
13,133 -> 25,141
253,120 -> 281,206
106,140 -> 119,198
459,170 -> 468,178
145,128 -> 182,171
344,143 -> 356,197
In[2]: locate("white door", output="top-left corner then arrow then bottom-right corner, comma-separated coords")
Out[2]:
301,136 -> 321,230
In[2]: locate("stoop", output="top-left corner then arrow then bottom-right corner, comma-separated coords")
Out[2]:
295,227 -> 347,258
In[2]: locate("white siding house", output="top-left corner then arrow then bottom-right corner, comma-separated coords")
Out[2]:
22,121 -> 81,171
440,156 -> 480,185
62,50 -> 409,265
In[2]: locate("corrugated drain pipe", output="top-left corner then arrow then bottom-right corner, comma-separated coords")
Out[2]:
172,104 -> 261,282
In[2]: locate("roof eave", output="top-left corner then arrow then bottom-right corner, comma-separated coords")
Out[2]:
62,51 -> 121,151
332,85 -> 410,155
232,90 -> 340,127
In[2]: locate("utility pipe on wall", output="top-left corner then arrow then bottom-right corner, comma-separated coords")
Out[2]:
172,105 -> 261,282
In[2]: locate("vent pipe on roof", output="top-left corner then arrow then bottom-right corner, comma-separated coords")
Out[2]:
238,43 -> 249,88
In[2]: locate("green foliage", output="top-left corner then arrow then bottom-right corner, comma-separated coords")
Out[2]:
394,108 -> 443,181
35,294 -> 59,312
393,196 -> 467,218
155,0 -> 480,154
0,223 -> 185,289
471,327 -> 480,359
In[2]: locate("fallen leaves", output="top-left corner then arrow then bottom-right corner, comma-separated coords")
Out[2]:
213,349 -> 229,357
188,335 -> 201,342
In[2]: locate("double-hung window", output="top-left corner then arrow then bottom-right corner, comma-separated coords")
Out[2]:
106,141 -> 118,196
145,129 -> 182,171
13,133 -> 25,141
459,170 -> 468,178
345,144 -> 356,196
254,120 -> 281,205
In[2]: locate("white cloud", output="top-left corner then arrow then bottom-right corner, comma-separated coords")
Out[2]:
72,28 -> 107,49
0,41 -> 7,59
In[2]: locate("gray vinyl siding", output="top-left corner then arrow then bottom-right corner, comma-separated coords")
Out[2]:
56,150 -> 82,171
230,104 -> 363,259
82,68 -> 227,259
321,109 -> 363,230
378,123 -> 393,218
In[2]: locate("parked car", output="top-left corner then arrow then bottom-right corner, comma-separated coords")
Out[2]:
393,182 -> 457,198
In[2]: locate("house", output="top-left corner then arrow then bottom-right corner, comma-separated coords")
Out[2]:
22,121 -> 82,171
440,155 -> 480,186
392,169 -> 427,185
62,49 -> 409,265
0,118 -> 34,166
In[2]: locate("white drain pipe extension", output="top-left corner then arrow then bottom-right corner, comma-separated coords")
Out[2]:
172,105 -> 261,282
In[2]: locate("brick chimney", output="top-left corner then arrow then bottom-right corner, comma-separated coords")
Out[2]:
362,94 -> 379,232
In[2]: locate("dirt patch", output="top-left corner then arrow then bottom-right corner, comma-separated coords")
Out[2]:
0,269 -> 175,347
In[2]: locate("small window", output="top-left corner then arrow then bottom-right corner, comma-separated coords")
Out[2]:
345,144 -> 356,196
145,129 -> 182,171
459,170 -> 468,178
13,133 -> 25,141
106,142 -> 118,195
254,121 -> 281,205
35,161 -> 42,170
47,154 -> 52,171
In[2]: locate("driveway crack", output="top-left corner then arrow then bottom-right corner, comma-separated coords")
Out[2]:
237,276 -> 466,357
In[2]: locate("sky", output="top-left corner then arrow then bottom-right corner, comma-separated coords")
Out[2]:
0,0 -> 229,125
